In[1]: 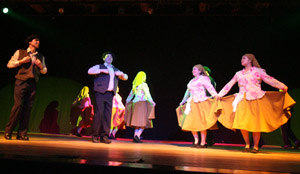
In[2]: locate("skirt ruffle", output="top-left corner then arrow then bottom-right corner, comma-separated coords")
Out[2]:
218,91 -> 296,132
176,98 -> 222,131
111,106 -> 126,130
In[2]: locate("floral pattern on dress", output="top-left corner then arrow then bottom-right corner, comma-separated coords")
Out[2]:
218,66 -> 286,111
187,75 -> 217,103
126,82 -> 155,104
183,75 -> 217,115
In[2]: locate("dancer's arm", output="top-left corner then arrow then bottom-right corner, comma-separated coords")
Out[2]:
203,76 -> 218,97
180,89 -> 190,105
260,69 -> 288,92
88,65 -> 109,75
115,71 -> 128,80
143,83 -> 155,106
126,90 -> 134,103
218,73 -> 237,97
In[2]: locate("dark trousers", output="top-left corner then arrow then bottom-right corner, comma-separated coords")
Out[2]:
5,79 -> 36,136
281,118 -> 299,146
93,91 -> 114,138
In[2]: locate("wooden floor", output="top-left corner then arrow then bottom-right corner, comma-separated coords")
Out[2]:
1,132 -> 300,174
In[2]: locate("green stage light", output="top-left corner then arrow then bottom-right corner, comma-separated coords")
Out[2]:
3,7 -> 9,14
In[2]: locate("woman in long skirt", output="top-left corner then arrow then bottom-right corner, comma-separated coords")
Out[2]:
124,71 -> 155,143
176,64 -> 221,148
218,53 -> 295,153
70,86 -> 94,137
109,87 -> 126,139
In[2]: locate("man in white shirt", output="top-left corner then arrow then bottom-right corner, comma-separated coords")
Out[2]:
88,52 -> 128,143
5,34 -> 47,141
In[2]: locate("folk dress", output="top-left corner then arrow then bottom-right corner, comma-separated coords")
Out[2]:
176,75 -> 221,131
218,67 -> 295,132
124,82 -> 155,128
111,93 -> 126,130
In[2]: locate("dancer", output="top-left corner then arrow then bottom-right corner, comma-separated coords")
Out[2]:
176,64 -> 221,148
88,52 -> 128,144
109,87 -> 126,139
218,53 -> 295,153
70,86 -> 94,137
124,71 -> 155,143
5,34 -> 47,140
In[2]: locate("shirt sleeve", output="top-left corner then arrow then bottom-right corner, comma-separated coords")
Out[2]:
40,56 -> 47,74
260,69 -> 286,90
7,50 -> 21,68
142,83 -> 155,103
218,73 -> 238,97
203,76 -> 217,97
88,65 -> 100,75
115,69 -> 128,80
180,88 -> 190,104
126,90 -> 134,103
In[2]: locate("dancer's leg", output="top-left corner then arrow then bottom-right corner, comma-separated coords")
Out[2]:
200,130 -> 207,146
192,131 -> 199,144
240,129 -> 250,149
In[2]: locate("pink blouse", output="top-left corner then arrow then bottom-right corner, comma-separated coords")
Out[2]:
187,75 -> 218,102
218,67 -> 286,111
182,75 -> 217,115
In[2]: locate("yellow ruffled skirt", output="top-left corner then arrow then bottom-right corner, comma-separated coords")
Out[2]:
218,91 -> 296,132
176,98 -> 222,131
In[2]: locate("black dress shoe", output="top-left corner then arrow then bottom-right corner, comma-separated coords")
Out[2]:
100,136 -> 112,144
4,133 -> 12,140
92,136 -> 100,143
16,135 -> 29,141
133,136 -> 142,143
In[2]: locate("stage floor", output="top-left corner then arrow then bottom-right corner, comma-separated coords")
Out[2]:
1,132 -> 300,174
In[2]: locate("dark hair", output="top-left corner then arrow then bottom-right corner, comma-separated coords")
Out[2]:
25,34 -> 40,44
102,51 -> 116,61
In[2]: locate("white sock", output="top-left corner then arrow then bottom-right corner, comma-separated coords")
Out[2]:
134,129 -> 139,137
136,128 -> 144,138
112,128 -> 118,137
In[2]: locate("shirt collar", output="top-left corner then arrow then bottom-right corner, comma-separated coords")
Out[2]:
104,62 -> 113,68
27,47 -> 38,54
242,67 -> 254,74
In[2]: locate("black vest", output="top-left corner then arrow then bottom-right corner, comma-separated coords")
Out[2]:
15,49 -> 43,82
93,64 -> 119,94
